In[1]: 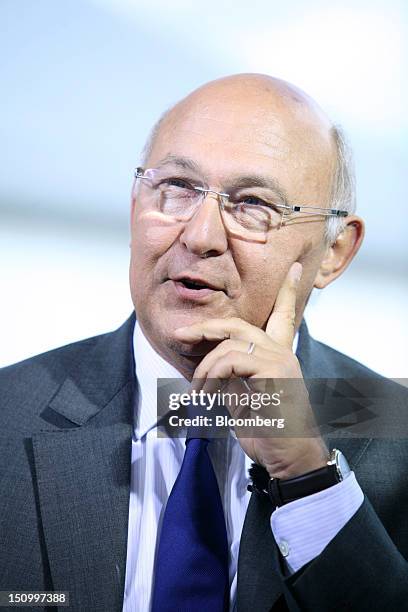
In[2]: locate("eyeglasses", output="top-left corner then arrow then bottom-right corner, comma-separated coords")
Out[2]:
134,167 -> 348,241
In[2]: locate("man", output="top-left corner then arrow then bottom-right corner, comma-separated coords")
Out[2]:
0,74 -> 407,611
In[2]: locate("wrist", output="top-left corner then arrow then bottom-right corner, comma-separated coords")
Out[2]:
265,440 -> 329,479
250,448 -> 351,507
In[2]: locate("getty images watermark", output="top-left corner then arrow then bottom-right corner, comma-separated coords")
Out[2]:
155,378 -> 300,438
156,377 -> 408,439
167,388 -> 285,430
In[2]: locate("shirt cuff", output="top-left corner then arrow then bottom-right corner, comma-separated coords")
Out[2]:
270,471 -> 364,573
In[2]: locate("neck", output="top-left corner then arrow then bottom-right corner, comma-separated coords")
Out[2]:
136,319 -> 209,381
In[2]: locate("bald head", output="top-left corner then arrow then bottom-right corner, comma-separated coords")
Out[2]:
141,73 -> 355,242
144,73 -> 333,168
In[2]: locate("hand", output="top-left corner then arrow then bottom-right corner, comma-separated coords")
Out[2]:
173,262 -> 328,479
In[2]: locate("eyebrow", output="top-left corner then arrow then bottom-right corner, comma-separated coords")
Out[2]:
156,154 -> 203,174
224,175 -> 289,203
155,155 -> 289,203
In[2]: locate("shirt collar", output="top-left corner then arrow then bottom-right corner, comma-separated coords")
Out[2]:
132,319 -> 299,440
133,321 -> 185,439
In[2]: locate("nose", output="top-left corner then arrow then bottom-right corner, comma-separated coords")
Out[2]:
179,192 -> 229,258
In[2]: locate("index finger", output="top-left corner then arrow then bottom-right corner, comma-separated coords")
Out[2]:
173,317 -> 269,346
265,262 -> 302,348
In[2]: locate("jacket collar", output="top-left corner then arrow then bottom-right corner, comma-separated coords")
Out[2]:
47,312 -> 136,427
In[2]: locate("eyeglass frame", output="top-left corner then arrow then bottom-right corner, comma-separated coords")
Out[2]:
134,167 -> 349,225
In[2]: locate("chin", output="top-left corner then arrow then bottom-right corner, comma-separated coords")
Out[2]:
166,334 -> 217,358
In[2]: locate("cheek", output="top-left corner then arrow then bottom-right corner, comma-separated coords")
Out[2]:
234,230 -> 324,324
133,210 -> 181,246
232,245 -> 290,324
130,212 -> 181,271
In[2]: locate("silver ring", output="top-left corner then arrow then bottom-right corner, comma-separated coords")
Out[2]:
247,341 -> 255,355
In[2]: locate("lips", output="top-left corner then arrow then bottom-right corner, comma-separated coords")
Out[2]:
168,274 -> 225,301
171,274 -> 224,292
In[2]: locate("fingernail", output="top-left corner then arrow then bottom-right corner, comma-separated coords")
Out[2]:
291,262 -> 303,283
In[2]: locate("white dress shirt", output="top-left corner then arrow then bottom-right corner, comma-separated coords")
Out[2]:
122,320 -> 364,611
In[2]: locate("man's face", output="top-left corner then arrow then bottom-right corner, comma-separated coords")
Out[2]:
129,78 -> 335,361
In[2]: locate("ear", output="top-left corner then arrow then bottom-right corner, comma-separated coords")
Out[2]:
313,215 -> 364,289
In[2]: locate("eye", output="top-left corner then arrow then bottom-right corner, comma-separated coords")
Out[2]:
162,177 -> 193,190
238,195 -> 271,208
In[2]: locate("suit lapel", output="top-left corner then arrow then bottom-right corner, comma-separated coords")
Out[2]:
32,314 -> 136,611
296,319 -> 372,464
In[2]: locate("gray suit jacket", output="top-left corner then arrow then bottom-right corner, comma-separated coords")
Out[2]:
1,313 -> 407,611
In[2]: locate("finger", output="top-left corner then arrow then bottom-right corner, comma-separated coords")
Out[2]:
203,351 -> 265,381
194,339 -> 271,381
200,374 -> 260,420
201,376 -> 225,399
174,317 -> 270,347
266,262 -> 302,348
201,353 -> 266,419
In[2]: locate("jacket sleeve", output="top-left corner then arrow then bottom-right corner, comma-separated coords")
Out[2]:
280,497 -> 408,611
270,472 -> 363,573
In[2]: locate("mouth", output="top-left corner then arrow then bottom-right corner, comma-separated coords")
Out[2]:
168,275 -> 225,300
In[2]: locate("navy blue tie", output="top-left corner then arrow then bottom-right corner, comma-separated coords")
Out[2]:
151,436 -> 230,612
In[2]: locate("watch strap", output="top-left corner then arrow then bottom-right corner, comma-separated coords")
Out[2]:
248,461 -> 340,507
268,463 -> 339,506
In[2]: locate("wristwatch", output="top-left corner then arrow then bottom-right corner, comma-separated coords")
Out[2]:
249,449 -> 351,507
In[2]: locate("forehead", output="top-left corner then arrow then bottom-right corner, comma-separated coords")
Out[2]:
148,97 -> 334,198
153,105 -> 292,166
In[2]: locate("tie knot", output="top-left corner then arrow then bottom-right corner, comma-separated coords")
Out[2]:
185,431 -> 210,446
183,399 -> 216,441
